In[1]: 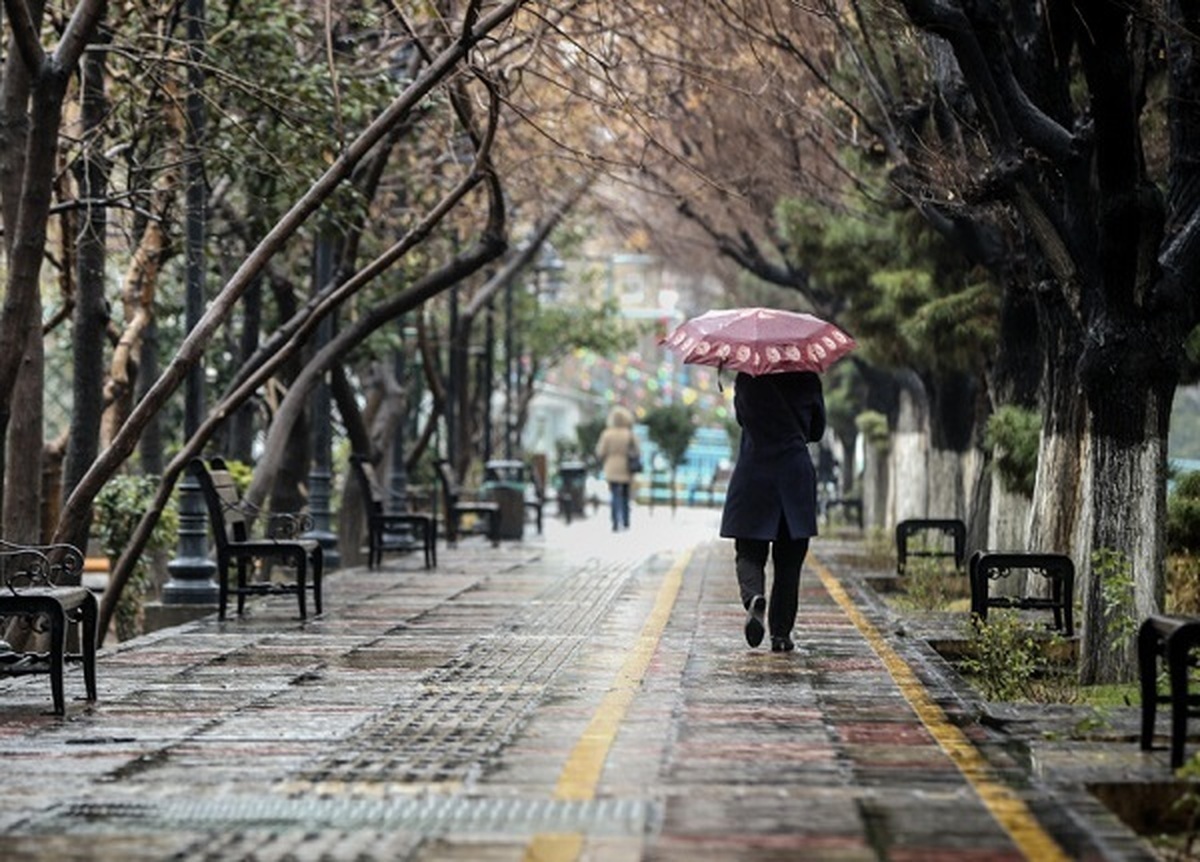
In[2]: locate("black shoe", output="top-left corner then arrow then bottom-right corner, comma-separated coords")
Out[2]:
771,636 -> 795,653
744,595 -> 766,647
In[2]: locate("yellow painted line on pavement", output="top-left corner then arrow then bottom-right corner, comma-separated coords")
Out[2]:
811,554 -> 1071,862
523,546 -> 693,862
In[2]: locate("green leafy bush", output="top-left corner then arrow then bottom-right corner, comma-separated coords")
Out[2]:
1094,547 -> 1138,651
899,552 -> 967,611
855,410 -> 889,452
984,405 -> 1039,497
1169,471 -> 1200,553
961,611 -> 1041,701
94,475 -> 179,641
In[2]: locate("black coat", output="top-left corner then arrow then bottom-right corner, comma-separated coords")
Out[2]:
719,371 -> 826,541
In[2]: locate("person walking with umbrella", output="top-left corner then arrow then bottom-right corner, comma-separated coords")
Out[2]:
720,370 -> 825,651
660,308 -> 854,652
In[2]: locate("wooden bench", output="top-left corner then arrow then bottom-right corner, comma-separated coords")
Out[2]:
968,551 -> 1075,636
435,460 -> 500,547
190,456 -> 324,620
0,542 -> 97,715
895,518 -> 966,574
1138,614 -> 1200,768
349,454 -> 436,569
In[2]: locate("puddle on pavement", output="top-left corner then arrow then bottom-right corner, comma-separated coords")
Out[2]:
336,649 -> 451,669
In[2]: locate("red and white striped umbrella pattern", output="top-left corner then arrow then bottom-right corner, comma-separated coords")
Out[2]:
661,307 -> 856,376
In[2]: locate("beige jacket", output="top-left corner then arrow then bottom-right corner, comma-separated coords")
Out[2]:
595,426 -> 639,483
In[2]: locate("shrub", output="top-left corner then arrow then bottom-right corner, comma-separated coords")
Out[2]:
985,405 -> 1039,497
1169,471 -> 1200,553
94,474 -> 179,641
899,552 -> 966,611
961,611 -> 1040,701
1094,547 -> 1138,652
855,410 -> 889,452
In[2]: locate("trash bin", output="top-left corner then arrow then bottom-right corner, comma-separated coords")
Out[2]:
484,460 -> 526,540
484,460 -> 527,484
559,460 -> 587,521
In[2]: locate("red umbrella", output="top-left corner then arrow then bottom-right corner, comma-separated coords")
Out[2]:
661,307 -> 856,376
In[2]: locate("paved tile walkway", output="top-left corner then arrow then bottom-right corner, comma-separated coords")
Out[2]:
0,507 -> 1163,860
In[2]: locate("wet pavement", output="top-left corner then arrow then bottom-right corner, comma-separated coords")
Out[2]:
0,506 -> 1176,860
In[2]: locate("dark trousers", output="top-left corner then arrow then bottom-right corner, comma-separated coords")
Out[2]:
735,535 -> 810,638
609,482 -> 631,529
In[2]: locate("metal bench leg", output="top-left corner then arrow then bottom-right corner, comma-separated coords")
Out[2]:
1138,619 -> 1161,752
81,593 -> 98,702
968,555 -> 988,621
295,555 -> 307,620
237,558 -> 250,617
47,601 -> 67,716
218,557 -> 230,620
312,549 -> 323,616
1169,634 -> 1193,769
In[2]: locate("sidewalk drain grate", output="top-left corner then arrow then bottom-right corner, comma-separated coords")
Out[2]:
51,796 -> 656,836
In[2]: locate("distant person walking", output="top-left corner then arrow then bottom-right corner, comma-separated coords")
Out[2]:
720,371 -> 825,652
595,405 -> 641,531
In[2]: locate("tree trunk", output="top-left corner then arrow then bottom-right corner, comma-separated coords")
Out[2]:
861,440 -> 889,531
0,3 -> 105,516
63,32 -> 110,539
987,463 -> 1031,551
4,325 -> 43,543
332,364 -> 374,567
227,276 -> 263,462
890,378 -> 928,523
138,321 -> 164,476
925,448 -> 964,520
1077,376 -> 1172,684
1026,285 -> 1087,556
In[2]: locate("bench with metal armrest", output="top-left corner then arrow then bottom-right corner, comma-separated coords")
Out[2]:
349,454 -> 436,569
435,460 -> 500,547
0,541 -> 98,715
190,456 -> 323,620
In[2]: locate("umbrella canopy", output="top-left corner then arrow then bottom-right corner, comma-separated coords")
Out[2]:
660,307 -> 856,376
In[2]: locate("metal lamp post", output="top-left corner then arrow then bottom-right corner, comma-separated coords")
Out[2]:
303,234 -> 340,570
387,320 -> 416,550
164,0 -> 218,604
504,278 -> 516,459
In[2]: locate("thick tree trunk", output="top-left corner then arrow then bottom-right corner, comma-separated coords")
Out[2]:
925,448 -> 964,519
890,379 -> 928,523
1026,292 -> 1086,556
1077,378 -> 1172,684
987,466 -> 1031,550
861,440 -> 889,530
